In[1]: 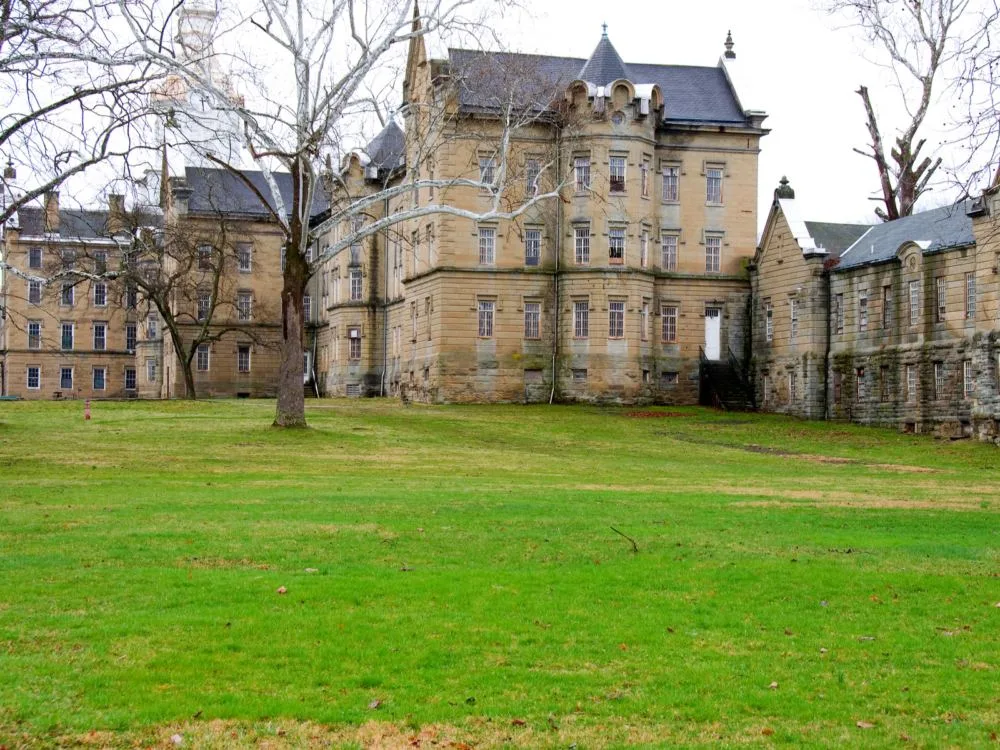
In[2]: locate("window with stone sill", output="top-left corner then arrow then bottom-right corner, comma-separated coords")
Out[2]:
609,155 -> 626,193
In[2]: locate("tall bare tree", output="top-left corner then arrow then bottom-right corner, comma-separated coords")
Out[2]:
828,0 -> 997,221
120,0 -> 567,427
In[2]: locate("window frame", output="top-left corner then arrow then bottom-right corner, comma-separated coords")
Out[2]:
125,322 -> 137,352
608,226 -> 626,264
574,225 -> 590,265
608,299 -> 625,339
196,343 -> 210,372
28,280 -> 42,304
661,164 -> 679,203
524,228 -> 541,267
908,280 -> 920,326
237,242 -> 253,273
660,232 -> 677,271
93,321 -> 106,351
574,156 -> 591,193
661,304 -> 678,343
27,320 -> 41,350
523,301 -> 541,340
573,300 -> 589,338
349,269 -> 363,301
478,226 -> 496,266
237,345 -> 251,373
965,272 -> 976,319
348,327 -> 362,360
60,366 -> 73,391
706,165 -> 724,204
477,299 -> 495,338
27,365 -> 41,390
60,322 -> 74,351
92,367 -> 106,391
608,155 -> 627,194
236,291 -> 253,321
705,235 -> 721,273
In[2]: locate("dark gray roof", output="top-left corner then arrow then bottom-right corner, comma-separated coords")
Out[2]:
447,48 -> 747,125
185,167 -> 328,219
16,207 -> 161,238
364,120 -> 405,172
836,202 -> 974,270
578,33 -> 631,86
804,221 -> 870,255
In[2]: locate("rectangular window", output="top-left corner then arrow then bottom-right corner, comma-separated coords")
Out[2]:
126,285 -> 137,309
882,285 -> 893,330
93,322 -> 106,351
790,299 -> 798,341
28,247 -> 42,269
61,282 -> 74,306
94,250 -> 107,275
61,249 -> 76,269
640,159 -> 650,197
524,301 -> 540,339
661,305 -> 678,343
573,300 -> 589,338
574,226 -> 590,265
609,227 -> 625,264
147,314 -> 158,339
834,293 -> 844,334
125,323 -> 136,352
858,290 -> 868,331
303,294 -> 312,323
60,367 -> 73,390
348,327 -> 362,360
856,368 -> 866,402
908,280 -> 920,326
640,301 -> 649,341
237,242 -> 252,272
477,300 -> 495,338
661,371 -> 678,386
572,368 -> 588,383
640,228 -> 649,268
964,360 -> 974,399
27,320 -> 41,350
146,358 -> 157,383
478,156 -> 496,191
660,233 -> 677,271
478,226 -> 496,265
92,367 -> 106,391
965,272 -> 976,319
705,236 -> 721,273
125,367 -> 136,390
280,246 -> 286,273
936,277 -> 947,322
93,282 -> 107,307
706,166 -> 723,203
789,371 -> 797,402
525,158 -> 540,195
198,244 -> 212,270
60,322 -> 73,351
934,362 -> 944,400
608,300 -> 625,338
29,280 -> 41,304
764,299 -> 773,342
609,155 -> 626,193
574,157 -> 591,192
197,292 -> 211,322
237,345 -> 251,373
906,364 -> 917,403
880,365 -> 890,402
524,228 -> 541,266
237,291 -> 252,321
196,343 -> 210,371
832,371 -> 842,405
350,269 -> 363,300
661,165 -> 679,202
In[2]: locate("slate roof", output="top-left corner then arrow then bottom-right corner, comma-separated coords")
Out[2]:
16,207 -> 162,238
185,167 -> 328,219
804,221 -> 870,256
447,42 -> 748,125
363,120 -> 405,172
836,202 -> 974,270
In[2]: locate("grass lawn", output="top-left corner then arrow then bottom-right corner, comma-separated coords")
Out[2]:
1,399 -> 999,749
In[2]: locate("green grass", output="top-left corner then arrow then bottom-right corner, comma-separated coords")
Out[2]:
1,400 -> 999,748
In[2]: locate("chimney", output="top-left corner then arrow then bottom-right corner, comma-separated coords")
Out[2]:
107,193 -> 125,235
169,176 -> 193,216
44,190 -> 60,234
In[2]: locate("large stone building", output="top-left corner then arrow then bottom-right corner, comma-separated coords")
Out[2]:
751,177 -> 1000,440
312,26 -> 768,403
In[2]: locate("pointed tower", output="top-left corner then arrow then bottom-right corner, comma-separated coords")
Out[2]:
578,25 -> 631,86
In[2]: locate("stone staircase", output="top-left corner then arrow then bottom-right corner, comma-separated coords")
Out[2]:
699,349 -> 755,411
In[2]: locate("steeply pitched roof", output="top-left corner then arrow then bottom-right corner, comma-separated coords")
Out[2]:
447,49 -> 748,125
185,167 -> 328,219
837,202 -> 974,270
804,221 -> 871,256
15,207 -> 162,238
363,120 -> 405,172
578,32 -> 631,86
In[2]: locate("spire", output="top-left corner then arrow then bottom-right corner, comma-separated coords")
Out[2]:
578,27 -> 631,86
724,30 -> 735,60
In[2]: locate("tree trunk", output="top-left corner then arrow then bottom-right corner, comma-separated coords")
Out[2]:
274,277 -> 306,427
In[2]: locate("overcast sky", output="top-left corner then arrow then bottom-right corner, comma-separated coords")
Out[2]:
489,0 -> 973,230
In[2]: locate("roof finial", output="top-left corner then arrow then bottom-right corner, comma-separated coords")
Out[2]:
774,176 -> 795,200
724,30 -> 735,59
601,22 -> 608,38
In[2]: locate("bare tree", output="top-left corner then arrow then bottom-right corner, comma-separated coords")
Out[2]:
828,0 -> 997,221
0,0 -> 160,226
120,0 -> 568,427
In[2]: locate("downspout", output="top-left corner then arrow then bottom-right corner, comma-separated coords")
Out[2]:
548,124 -> 563,404
379,193 -> 390,397
822,267 -> 832,420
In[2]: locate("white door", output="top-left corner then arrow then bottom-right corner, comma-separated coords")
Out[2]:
704,308 -> 722,360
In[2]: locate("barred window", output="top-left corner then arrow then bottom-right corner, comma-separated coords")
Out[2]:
609,156 -> 626,193
478,300 -> 495,338
609,227 -> 625,263
237,243 -> 252,272
706,167 -> 723,203
705,236 -> 721,273
350,269 -> 363,300
238,346 -> 251,373
237,291 -> 252,321
29,280 -> 41,304
608,300 -> 625,338
478,226 -> 496,265
574,226 -> 590,265
661,305 -> 677,343
662,166 -> 679,202
764,300 -> 773,342
524,229 -> 541,267
908,280 -> 920,326
573,300 -> 589,338
524,302 -> 540,339
574,157 -> 591,192
660,233 -> 677,271
965,272 -> 976,319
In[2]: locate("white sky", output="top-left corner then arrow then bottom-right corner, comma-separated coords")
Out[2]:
488,0 -> 974,230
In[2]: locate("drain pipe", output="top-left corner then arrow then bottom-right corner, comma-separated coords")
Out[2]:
822,267 -> 832,419
548,125 -> 563,404
379,193 -> 390,397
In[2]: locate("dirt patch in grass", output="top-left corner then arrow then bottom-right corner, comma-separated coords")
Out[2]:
624,410 -> 685,418
177,556 -> 272,570
730,494 -> 988,511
